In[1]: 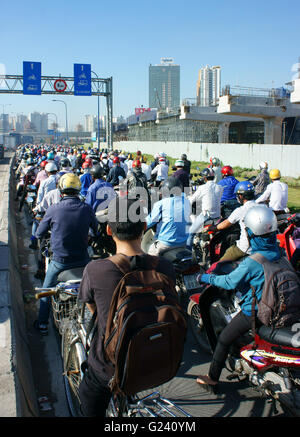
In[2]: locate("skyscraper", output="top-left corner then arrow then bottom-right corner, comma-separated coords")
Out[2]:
196,65 -> 221,107
149,58 -> 180,110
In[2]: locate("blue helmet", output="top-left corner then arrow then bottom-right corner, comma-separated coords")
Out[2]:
234,180 -> 254,195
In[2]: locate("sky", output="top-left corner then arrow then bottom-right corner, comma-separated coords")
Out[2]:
1,0 -> 300,130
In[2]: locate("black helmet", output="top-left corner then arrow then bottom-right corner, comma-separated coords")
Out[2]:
161,177 -> 183,196
200,168 -> 215,180
90,164 -> 104,179
60,158 -> 70,168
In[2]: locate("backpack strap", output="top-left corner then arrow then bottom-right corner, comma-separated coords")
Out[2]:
251,285 -> 257,337
249,252 -> 269,265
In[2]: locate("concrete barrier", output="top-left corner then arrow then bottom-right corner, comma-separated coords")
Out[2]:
113,141 -> 300,178
0,153 -> 39,417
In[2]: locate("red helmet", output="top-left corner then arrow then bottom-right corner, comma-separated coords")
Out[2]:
132,159 -> 141,168
82,162 -> 90,169
113,157 -> 120,164
136,150 -> 142,156
40,160 -> 47,168
221,166 -> 234,176
85,158 -> 93,167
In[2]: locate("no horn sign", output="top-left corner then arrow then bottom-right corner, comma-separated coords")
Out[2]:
54,79 -> 67,92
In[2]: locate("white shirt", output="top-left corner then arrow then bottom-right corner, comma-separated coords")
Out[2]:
151,163 -> 169,181
189,180 -> 223,219
228,200 -> 257,253
36,174 -> 58,205
141,163 -> 151,181
256,180 -> 288,212
35,188 -> 62,212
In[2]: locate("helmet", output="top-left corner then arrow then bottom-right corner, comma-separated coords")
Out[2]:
244,205 -> 277,236
259,161 -> 268,170
101,152 -> 108,158
200,168 -> 215,179
211,157 -> 220,166
181,154 -> 187,160
159,157 -> 165,162
90,165 -> 103,179
161,177 -> 183,193
175,160 -> 185,168
60,158 -> 70,168
136,150 -> 142,156
85,158 -> 93,167
26,158 -> 34,165
113,157 -> 120,164
132,159 -> 142,168
40,160 -> 47,168
47,152 -> 54,160
221,166 -> 234,176
270,169 -> 281,180
59,173 -> 81,194
45,162 -> 58,173
234,181 -> 255,198
82,162 -> 90,169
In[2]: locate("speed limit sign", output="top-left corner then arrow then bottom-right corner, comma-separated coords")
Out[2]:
54,79 -> 67,92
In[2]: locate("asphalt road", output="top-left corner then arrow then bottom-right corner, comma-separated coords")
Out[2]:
9,160 -> 285,418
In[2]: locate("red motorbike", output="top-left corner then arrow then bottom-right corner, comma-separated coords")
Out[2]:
188,262 -> 300,416
277,213 -> 300,272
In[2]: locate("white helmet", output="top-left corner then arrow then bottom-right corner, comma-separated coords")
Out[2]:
259,161 -> 268,170
45,162 -> 58,173
244,205 -> 277,236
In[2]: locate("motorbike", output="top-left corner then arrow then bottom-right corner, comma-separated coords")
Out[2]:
277,213 -> 300,272
24,184 -> 37,216
189,261 -> 300,416
142,229 -> 203,302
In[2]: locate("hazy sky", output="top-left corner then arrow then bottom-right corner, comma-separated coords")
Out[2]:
1,0 -> 299,129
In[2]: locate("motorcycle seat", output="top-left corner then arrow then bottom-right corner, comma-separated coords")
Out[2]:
57,267 -> 86,283
161,247 -> 194,271
257,325 -> 300,348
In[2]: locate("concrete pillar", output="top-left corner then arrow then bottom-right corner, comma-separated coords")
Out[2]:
218,122 -> 230,143
264,117 -> 284,144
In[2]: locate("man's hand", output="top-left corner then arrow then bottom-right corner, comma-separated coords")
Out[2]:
197,273 -> 211,284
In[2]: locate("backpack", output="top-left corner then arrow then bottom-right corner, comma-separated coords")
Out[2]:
250,253 -> 300,329
103,254 -> 187,397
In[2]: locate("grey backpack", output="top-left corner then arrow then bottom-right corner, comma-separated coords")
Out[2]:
250,253 -> 300,329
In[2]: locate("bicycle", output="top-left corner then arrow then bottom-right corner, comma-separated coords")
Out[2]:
35,283 -> 193,418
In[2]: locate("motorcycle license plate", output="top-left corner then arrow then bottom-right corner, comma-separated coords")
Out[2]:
183,274 -> 200,291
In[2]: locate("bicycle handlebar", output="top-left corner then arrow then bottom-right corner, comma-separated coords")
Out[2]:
35,290 -> 57,299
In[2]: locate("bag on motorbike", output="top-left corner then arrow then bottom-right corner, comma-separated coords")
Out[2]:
103,253 -> 187,396
250,253 -> 300,329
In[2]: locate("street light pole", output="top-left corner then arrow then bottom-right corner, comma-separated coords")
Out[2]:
92,70 -> 100,149
46,112 -> 58,143
52,99 -> 68,143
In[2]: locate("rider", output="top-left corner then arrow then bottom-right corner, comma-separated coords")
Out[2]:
172,159 -> 190,190
146,177 -> 191,256
106,156 -> 126,186
196,205 -> 280,389
255,168 -> 289,215
151,156 -> 169,187
218,166 -> 239,218
36,162 -> 58,206
181,154 -> 191,175
79,162 -> 93,197
33,173 -> 98,335
187,168 -> 223,249
85,165 -> 115,214
252,161 -> 270,197
209,181 -> 257,261
78,197 -> 176,416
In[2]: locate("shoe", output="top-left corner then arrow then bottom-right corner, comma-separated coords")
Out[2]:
33,320 -> 48,336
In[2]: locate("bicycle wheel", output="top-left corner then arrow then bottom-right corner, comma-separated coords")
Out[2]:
62,325 -> 86,417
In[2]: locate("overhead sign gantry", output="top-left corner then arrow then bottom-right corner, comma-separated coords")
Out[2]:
0,61 -> 113,150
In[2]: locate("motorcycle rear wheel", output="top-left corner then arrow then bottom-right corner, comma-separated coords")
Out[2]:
187,300 -> 211,354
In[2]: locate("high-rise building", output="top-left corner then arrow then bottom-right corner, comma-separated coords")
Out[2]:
149,58 -> 180,110
85,114 -> 97,132
196,65 -> 221,106
30,112 -> 48,133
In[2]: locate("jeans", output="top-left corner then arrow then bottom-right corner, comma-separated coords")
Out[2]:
38,258 -> 90,324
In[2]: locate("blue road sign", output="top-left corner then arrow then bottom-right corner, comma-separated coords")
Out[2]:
23,61 -> 41,95
74,64 -> 92,96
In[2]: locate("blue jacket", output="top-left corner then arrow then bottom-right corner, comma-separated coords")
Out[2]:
218,176 -> 239,203
85,179 -> 115,213
201,232 -> 281,316
80,172 -> 93,196
106,166 -> 126,186
36,196 -> 98,263
146,193 -> 191,247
